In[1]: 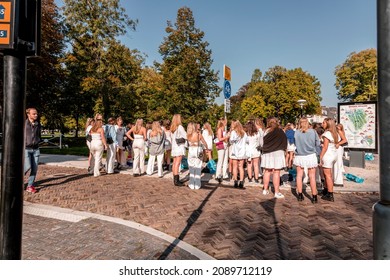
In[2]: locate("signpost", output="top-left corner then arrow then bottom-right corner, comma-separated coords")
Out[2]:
0,0 -> 41,260
223,65 -> 231,116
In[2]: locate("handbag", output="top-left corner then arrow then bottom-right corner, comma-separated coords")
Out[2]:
106,136 -> 114,145
216,141 -> 224,150
176,137 -> 186,145
86,133 -> 92,142
197,133 -> 204,160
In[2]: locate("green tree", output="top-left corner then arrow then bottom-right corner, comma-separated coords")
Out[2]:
156,7 -> 220,124
335,48 -> 377,102
62,0 -> 138,120
235,67 -> 321,124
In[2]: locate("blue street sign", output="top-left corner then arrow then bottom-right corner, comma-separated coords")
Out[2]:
223,80 -> 231,99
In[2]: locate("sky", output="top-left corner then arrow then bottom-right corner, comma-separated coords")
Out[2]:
57,0 -> 377,108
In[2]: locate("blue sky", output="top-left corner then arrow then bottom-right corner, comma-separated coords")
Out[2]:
58,0 -> 376,107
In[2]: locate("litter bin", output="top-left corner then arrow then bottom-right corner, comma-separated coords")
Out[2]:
349,151 -> 365,168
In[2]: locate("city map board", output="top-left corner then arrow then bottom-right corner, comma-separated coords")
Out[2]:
338,102 -> 377,151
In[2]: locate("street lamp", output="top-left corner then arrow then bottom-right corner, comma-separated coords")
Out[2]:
297,99 -> 307,117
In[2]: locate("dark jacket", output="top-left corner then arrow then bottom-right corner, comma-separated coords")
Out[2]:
25,119 -> 41,149
262,128 -> 287,154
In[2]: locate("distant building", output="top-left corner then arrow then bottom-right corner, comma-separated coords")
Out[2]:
307,106 -> 338,124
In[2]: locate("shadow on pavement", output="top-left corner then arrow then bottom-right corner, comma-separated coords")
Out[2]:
157,186 -> 218,260
34,173 -> 91,190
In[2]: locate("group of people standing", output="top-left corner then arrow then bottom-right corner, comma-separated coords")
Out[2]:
84,113 -> 347,203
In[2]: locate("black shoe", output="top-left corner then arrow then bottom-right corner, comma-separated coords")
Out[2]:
254,178 -> 259,183
298,193 -> 304,201
334,184 -> 344,187
234,180 -> 239,188
321,192 -> 334,202
239,181 -> 244,189
248,177 -> 253,183
312,195 -> 318,204
174,175 -> 184,187
322,187 -> 328,196
217,177 -> 222,184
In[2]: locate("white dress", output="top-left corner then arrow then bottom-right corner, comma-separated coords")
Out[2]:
201,129 -> 213,151
115,125 -> 125,150
321,131 -> 339,169
171,125 -> 187,157
246,133 -> 261,160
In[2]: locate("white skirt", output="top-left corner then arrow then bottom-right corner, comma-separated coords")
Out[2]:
261,150 -> 286,169
293,153 -> 318,168
287,143 -> 296,152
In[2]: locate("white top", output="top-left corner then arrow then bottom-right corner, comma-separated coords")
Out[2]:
171,125 -> 187,157
246,132 -> 261,159
86,125 -> 92,135
230,130 -> 247,159
322,131 -> 340,153
202,129 -> 213,150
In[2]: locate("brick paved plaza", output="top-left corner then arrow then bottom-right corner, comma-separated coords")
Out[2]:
22,164 -> 377,260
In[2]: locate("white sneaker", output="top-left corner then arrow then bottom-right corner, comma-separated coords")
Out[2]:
262,189 -> 270,195
274,192 -> 285,199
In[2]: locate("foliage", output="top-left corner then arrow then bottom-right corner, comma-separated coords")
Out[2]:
335,49 -> 377,102
62,0 -> 140,122
232,66 -> 322,124
156,7 -> 220,124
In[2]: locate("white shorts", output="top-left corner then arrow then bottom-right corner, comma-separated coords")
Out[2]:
322,151 -> 337,168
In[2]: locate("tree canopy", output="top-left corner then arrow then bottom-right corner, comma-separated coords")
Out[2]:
156,7 -> 220,124
231,66 -> 322,124
335,48 -> 377,102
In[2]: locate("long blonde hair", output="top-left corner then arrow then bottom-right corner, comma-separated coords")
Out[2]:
91,120 -> 103,133
323,118 -> 339,144
203,122 -> 213,136
150,121 -> 163,137
170,114 -> 182,133
232,120 -> 245,138
186,122 -> 196,138
134,119 -> 143,134
298,117 -> 310,133
254,118 -> 265,130
85,118 -> 94,130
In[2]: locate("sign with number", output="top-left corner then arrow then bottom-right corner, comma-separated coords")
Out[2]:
223,80 -> 231,99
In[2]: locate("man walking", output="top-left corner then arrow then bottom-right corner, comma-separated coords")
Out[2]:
24,108 -> 41,193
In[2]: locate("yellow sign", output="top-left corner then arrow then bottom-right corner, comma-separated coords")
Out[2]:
223,65 -> 231,81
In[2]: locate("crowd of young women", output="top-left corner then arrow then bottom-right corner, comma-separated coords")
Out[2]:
85,114 -> 347,202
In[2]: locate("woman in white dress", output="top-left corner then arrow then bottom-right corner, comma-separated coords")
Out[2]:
229,120 -> 247,189
245,120 -> 261,183
202,122 -> 213,162
320,118 -> 339,202
126,119 -> 147,177
261,117 -> 287,199
254,118 -> 265,177
85,118 -> 94,174
171,114 -> 187,186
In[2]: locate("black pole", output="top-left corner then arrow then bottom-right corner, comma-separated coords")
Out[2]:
373,0 -> 390,260
0,52 -> 27,260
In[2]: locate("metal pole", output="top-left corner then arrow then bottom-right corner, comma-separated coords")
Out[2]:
373,0 -> 390,260
0,52 -> 27,260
